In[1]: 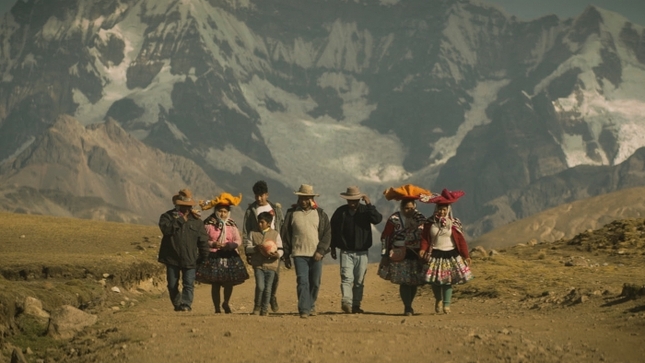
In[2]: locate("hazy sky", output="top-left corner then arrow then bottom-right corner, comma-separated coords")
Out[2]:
0,0 -> 642,25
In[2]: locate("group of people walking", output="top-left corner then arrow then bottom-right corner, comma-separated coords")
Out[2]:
157,182 -> 473,317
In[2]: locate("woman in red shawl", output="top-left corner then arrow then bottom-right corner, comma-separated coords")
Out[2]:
419,189 -> 473,314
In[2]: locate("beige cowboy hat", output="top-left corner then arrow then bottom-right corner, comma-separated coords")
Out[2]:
172,189 -> 197,206
293,184 -> 320,197
340,186 -> 365,200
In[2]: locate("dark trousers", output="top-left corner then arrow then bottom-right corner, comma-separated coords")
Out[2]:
165,265 -> 195,309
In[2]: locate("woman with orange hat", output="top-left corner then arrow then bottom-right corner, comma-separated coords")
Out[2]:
419,188 -> 473,314
197,192 -> 249,314
378,184 -> 431,316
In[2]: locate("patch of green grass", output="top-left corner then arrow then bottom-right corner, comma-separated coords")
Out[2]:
0,212 -> 167,351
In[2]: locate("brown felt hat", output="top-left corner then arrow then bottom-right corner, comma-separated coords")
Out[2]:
172,189 -> 197,206
340,186 -> 364,200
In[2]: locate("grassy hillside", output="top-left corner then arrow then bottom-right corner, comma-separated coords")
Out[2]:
0,212 -> 165,350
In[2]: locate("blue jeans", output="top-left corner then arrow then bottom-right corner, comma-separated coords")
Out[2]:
166,265 -> 195,309
339,250 -> 368,308
293,256 -> 323,314
254,268 -> 277,311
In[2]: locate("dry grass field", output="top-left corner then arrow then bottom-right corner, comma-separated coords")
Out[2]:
0,212 -> 644,362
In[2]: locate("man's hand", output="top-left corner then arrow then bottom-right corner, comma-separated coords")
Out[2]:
282,256 -> 292,269
362,195 -> 371,205
330,248 -> 337,260
313,252 -> 324,261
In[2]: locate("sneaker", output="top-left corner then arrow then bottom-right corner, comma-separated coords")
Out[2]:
260,310 -> 268,316
309,308 -> 317,316
179,305 -> 192,312
270,296 -> 279,312
352,307 -> 364,314
404,308 -> 414,316
251,306 -> 261,315
443,306 -> 451,314
299,313 -> 309,319
174,305 -> 181,312
435,300 -> 443,314
341,304 -> 352,314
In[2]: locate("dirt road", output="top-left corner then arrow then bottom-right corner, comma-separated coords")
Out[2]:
65,263 -> 644,363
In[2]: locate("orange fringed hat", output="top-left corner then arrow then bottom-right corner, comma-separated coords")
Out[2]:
199,192 -> 242,210
383,184 -> 431,201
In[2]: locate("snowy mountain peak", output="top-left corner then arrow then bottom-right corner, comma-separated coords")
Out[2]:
1,0 -> 645,238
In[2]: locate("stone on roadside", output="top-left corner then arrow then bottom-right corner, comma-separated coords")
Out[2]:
564,257 -> 589,267
11,347 -> 27,363
22,297 -> 50,320
47,305 -> 98,340
470,246 -> 487,258
111,286 -> 121,293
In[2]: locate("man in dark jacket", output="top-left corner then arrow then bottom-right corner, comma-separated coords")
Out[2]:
242,180 -> 285,312
158,189 -> 209,312
330,186 -> 383,314
281,184 -> 331,318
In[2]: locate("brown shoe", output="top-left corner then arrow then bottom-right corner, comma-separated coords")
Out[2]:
443,306 -> 451,314
341,304 -> 352,314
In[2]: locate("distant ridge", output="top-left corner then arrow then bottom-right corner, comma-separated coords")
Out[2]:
473,185 -> 645,249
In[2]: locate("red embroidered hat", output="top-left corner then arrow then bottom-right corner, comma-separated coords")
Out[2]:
425,188 -> 465,204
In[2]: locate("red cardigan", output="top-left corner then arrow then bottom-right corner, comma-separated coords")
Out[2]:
420,221 -> 470,260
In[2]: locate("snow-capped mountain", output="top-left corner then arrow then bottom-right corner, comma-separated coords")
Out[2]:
0,0 -> 644,236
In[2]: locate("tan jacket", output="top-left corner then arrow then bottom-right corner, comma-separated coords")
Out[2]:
244,229 -> 282,271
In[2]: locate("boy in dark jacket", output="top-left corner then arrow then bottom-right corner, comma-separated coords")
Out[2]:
330,186 -> 383,314
158,189 -> 209,312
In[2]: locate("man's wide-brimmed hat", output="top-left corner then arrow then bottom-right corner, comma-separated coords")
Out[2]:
294,184 -> 320,197
425,188 -> 465,205
340,186 -> 364,200
172,189 -> 197,206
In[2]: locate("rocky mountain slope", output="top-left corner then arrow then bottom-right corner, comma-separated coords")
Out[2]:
0,115 -> 221,224
0,0 -> 644,234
